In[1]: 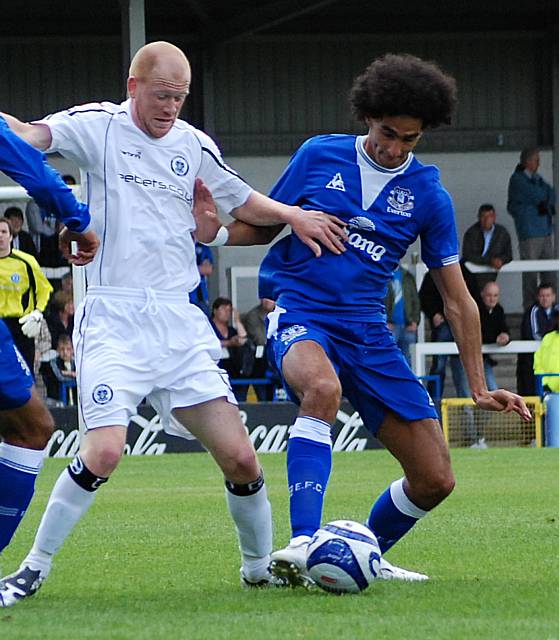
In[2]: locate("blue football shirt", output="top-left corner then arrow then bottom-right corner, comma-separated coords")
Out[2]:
259,134 -> 459,321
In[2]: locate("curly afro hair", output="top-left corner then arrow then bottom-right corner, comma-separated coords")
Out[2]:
350,53 -> 457,129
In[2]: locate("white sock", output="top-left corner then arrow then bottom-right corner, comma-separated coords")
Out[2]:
23,468 -> 97,576
225,482 -> 273,580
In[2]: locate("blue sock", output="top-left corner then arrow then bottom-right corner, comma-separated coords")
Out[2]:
287,416 -> 332,538
367,478 -> 428,553
0,443 -> 45,554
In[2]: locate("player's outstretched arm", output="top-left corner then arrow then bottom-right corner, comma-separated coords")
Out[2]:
231,190 -> 348,257
0,113 -> 51,150
0,114 -> 94,239
193,177 -> 285,246
430,263 -> 531,421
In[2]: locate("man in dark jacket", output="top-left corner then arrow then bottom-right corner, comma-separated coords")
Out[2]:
4,206 -> 38,258
478,281 -> 510,391
507,148 -> 556,308
462,204 -> 512,291
517,283 -> 557,395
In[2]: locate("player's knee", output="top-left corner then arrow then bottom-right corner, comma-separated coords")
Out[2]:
222,446 -> 259,484
418,470 -> 455,505
305,375 -> 342,408
82,442 -> 124,476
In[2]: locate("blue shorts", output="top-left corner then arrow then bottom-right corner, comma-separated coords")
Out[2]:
0,319 -> 33,410
267,310 -> 438,435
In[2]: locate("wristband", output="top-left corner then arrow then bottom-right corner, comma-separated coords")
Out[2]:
202,226 -> 229,247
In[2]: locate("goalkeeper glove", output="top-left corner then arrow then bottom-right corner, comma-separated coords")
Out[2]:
19,309 -> 43,338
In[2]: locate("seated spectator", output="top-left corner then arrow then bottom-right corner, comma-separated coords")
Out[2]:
462,203 -> 512,290
517,283 -> 557,395
60,270 -> 73,295
419,261 -> 481,398
478,281 -> 510,391
384,264 -> 420,366
242,298 -> 276,400
210,297 -> 252,401
4,206 -> 38,258
46,335 -> 77,405
534,312 -> 559,393
189,242 -> 214,316
46,290 -> 74,349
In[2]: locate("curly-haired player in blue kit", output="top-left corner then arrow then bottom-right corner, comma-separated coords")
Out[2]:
194,53 -> 531,586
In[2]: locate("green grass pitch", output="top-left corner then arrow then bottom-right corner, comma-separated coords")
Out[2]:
1,448 -> 558,640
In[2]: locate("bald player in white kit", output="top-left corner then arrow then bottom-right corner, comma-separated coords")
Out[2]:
0,41 -> 348,606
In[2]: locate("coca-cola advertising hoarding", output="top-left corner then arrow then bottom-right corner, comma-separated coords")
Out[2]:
47,402 -> 382,458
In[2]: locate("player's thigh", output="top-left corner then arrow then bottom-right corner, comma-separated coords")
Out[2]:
173,399 -> 259,482
282,339 -> 340,400
377,412 -> 454,502
0,386 -> 54,447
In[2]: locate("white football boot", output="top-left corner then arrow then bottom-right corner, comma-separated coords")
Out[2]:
269,536 -> 316,589
377,557 -> 429,582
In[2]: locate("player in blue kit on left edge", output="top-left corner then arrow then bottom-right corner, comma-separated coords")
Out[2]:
0,115 -> 98,589
194,53 -> 531,586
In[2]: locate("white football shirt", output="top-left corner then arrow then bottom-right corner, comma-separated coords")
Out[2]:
40,100 -> 253,292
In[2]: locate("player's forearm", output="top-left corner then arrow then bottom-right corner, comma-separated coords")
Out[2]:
231,191 -> 300,227
445,295 -> 488,398
225,219 -> 285,246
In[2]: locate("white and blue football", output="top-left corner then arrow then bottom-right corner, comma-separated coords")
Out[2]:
306,520 -> 381,593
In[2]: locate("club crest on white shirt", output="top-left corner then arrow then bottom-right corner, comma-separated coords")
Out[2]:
387,186 -> 414,217
171,155 -> 189,176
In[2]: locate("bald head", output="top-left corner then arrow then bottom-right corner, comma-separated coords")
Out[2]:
127,41 -> 191,138
129,41 -> 190,85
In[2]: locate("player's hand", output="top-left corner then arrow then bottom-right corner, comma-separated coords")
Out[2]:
288,207 -> 348,258
19,309 -> 42,338
59,227 -> 99,265
473,389 -> 531,421
193,178 -> 222,243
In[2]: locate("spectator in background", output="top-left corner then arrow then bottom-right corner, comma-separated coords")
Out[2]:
189,242 -> 213,316
478,281 -> 510,391
4,206 -> 38,258
385,264 -> 420,366
0,216 -> 53,371
47,335 -> 77,405
210,297 -> 252,402
462,204 -> 512,291
242,298 -> 276,400
517,283 -> 557,395
419,261 -> 481,398
507,148 -> 556,308
534,312 -> 559,393
46,290 -> 74,350
38,219 -> 68,268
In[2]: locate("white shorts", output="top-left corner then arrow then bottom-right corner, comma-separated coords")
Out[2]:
74,286 -> 237,433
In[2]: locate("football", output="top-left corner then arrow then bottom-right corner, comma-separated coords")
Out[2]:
306,520 -> 381,593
